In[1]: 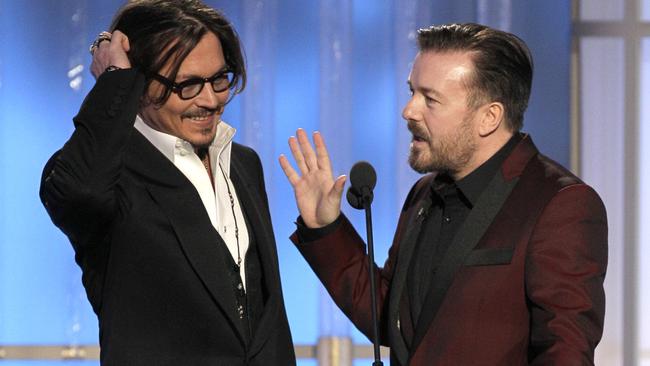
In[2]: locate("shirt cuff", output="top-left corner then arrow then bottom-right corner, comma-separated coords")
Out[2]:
295,214 -> 344,242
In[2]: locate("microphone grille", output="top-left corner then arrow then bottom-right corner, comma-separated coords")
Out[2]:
349,161 -> 376,190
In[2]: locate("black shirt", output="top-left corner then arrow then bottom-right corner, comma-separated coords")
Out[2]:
295,133 -> 523,344
406,133 -> 522,326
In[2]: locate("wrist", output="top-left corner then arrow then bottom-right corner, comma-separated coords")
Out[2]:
104,65 -> 122,73
295,214 -> 343,242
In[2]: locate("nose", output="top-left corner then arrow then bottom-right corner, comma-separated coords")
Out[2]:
401,96 -> 419,122
194,82 -> 228,109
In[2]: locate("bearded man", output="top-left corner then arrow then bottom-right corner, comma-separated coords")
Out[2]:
280,23 -> 607,365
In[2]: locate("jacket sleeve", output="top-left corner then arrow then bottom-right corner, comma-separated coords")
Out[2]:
526,184 -> 608,365
291,213 -> 396,345
290,176 -> 431,345
40,69 -> 146,248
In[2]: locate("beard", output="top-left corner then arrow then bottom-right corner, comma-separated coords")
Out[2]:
407,114 -> 477,175
183,106 -> 223,150
190,126 -> 218,150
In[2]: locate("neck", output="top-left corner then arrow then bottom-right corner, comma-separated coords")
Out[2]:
197,148 -> 214,190
452,129 -> 514,181
196,147 -> 209,160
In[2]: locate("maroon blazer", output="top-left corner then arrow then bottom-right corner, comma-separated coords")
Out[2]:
293,136 -> 607,365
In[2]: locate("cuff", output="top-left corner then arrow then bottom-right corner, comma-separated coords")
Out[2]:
295,214 -> 344,242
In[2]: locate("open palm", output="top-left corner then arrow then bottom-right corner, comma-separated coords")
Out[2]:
279,129 -> 346,228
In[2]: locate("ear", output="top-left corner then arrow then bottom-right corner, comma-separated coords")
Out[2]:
477,102 -> 504,137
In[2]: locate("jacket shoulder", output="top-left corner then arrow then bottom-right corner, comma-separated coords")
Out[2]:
532,153 -> 585,190
232,142 -> 261,164
517,153 -> 606,220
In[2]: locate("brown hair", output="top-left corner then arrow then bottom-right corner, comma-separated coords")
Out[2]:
417,23 -> 533,131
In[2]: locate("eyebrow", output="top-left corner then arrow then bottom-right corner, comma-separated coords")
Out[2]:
407,81 -> 444,100
176,66 -> 229,81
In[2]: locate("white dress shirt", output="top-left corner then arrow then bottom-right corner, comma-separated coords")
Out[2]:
134,115 -> 250,289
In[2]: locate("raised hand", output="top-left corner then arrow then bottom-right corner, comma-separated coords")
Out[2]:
90,30 -> 131,79
279,129 -> 347,228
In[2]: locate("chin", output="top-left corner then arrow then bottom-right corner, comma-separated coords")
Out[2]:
408,153 -> 433,174
188,133 -> 217,149
192,140 -> 215,150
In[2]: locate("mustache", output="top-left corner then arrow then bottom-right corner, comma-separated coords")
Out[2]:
181,105 -> 224,119
407,120 -> 429,140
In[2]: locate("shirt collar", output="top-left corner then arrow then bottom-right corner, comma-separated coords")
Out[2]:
134,115 -> 237,176
432,132 -> 522,207
455,132 -> 522,206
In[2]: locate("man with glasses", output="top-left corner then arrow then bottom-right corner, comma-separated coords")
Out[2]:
39,1 -> 295,365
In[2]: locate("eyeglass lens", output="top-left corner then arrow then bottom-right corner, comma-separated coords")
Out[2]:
179,72 -> 233,99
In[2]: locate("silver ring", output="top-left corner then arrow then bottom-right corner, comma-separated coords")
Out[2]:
89,31 -> 112,55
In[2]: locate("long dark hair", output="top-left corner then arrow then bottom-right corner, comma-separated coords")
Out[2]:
110,0 -> 246,104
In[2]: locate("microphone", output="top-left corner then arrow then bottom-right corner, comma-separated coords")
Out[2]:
346,161 -> 383,366
346,161 -> 377,209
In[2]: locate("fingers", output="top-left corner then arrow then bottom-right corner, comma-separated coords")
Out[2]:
288,134 -> 308,176
279,130 -> 346,228
280,129 -> 336,181
296,129 -> 318,171
313,131 -> 332,172
288,129 -> 332,173
90,41 -> 111,79
90,31 -> 131,79
278,154 -> 300,186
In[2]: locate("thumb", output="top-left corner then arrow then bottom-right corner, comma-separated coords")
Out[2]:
331,175 -> 347,198
121,35 -> 130,52
112,30 -> 131,55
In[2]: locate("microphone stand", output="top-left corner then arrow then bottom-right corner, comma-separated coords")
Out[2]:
347,161 -> 382,365
362,193 -> 383,366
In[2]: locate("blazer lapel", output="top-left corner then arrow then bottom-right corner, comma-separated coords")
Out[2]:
388,196 -> 434,365
127,131 -> 246,343
410,170 -> 519,352
228,153 -> 282,357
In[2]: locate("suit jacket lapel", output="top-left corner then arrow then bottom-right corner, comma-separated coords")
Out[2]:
127,131 -> 246,343
388,196 -> 434,365
228,152 -> 282,357
410,170 -> 519,353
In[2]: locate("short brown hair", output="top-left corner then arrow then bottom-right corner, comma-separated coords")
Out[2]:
110,0 -> 246,104
417,23 -> 533,131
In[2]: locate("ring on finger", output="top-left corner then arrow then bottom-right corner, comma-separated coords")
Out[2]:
89,31 -> 112,55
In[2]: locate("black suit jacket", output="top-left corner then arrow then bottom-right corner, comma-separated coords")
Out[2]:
40,69 -> 295,365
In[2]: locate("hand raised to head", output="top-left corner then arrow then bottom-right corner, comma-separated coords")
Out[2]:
279,129 -> 346,228
90,30 -> 132,79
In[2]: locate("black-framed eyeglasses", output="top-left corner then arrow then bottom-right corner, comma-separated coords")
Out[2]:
150,69 -> 235,100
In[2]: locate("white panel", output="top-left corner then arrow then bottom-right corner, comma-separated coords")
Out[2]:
241,0 -> 278,175
580,37 -> 625,366
580,0 -> 624,21
318,0 -> 353,338
639,37 -> 650,363
477,0 -> 511,31
393,0 -> 418,209
643,0 -> 650,21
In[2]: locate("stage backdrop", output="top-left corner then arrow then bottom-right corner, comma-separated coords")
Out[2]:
0,1 -> 572,365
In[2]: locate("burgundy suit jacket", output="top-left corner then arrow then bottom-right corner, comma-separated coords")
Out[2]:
292,135 -> 607,365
